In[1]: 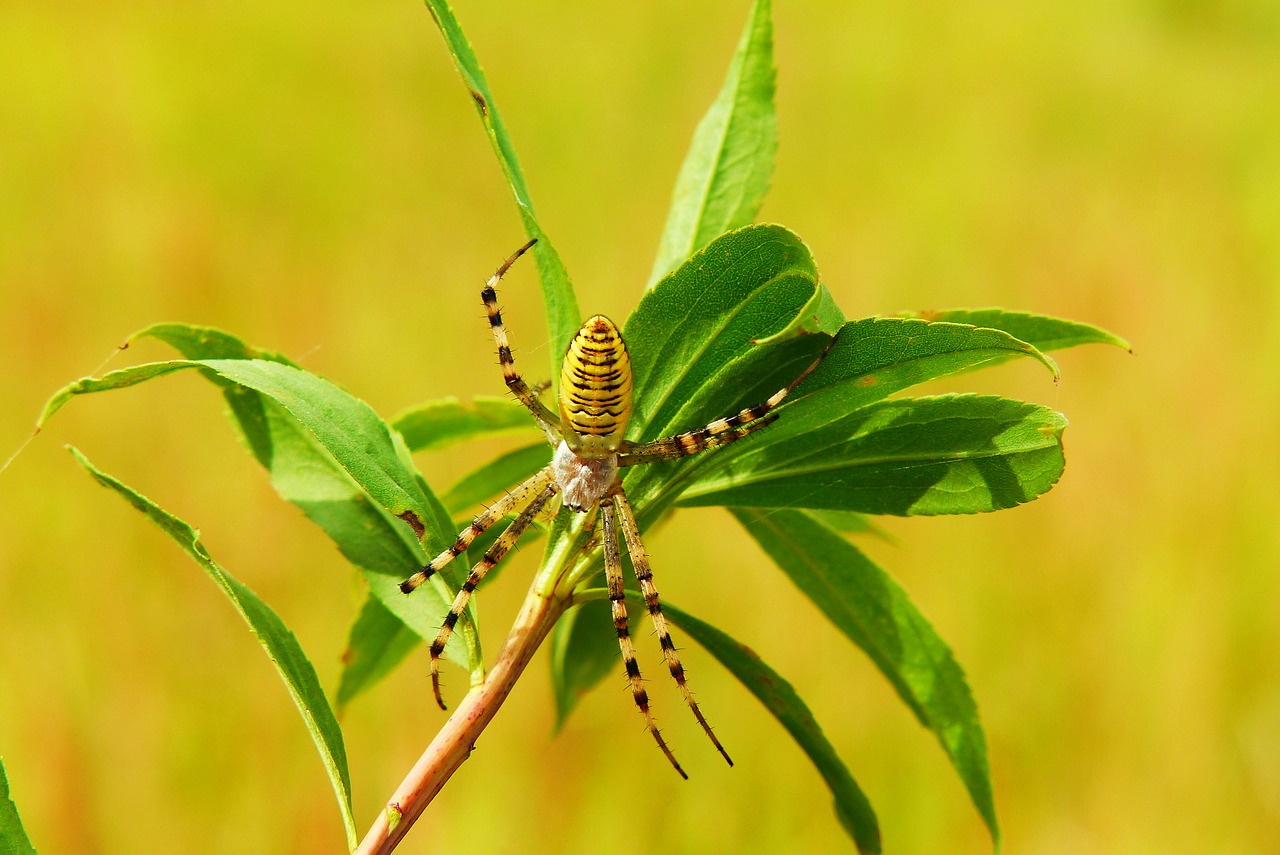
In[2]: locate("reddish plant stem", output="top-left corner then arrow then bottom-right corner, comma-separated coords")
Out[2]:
353,585 -> 571,855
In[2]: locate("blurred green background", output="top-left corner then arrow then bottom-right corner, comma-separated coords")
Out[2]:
2,0 -> 1278,852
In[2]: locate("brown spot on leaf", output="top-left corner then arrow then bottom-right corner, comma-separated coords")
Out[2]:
855,375 -> 878,387
398,510 -> 426,539
469,88 -> 489,117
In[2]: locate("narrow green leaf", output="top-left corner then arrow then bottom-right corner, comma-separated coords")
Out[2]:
70,448 -> 358,849
139,326 -> 480,677
731,508 -> 998,846
655,595 -> 881,854
209,359 -> 435,522
337,595 -> 421,712
40,358 -> 436,530
649,0 -> 778,285
392,396 -> 541,453
789,316 -> 1059,426
441,442 -> 552,516
423,0 -> 581,376
0,757 -> 37,855
133,322 -> 299,366
904,308 -> 1131,354
680,395 -> 1067,516
37,361 -> 198,426
40,336 -> 481,673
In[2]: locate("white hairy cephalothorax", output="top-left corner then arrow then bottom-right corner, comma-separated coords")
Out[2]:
552,440 -> 618,512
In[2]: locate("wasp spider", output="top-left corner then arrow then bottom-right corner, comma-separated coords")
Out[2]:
400,239 -> 833,777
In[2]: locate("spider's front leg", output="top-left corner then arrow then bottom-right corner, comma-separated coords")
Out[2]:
617,332 -> 837,465
481,239 -> 562,445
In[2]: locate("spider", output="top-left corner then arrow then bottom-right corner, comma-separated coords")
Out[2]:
400,238 -> 833,778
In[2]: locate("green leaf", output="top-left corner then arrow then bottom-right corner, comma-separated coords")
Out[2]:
423,0 -> 581,377
441,442 -> 552,516
392,396 -> 541,454
800,509 -> 896,544
904,308 -> 1131,354
801,317 -> 1058,403
636,314 -> 1059,510
40,334 -> 481,673
655,596 -> 881,854
40,359 -> 433,529
731,508 -> 998,846
649,0 -> 778,285
549,599 -> 624,731
680,394 -> 1067,516
133,322 -> 299,366
70,447 -> 358,850
337,595 -> 422,712
753,279 -> 845,346
626,224 -> 838,445
0,757 -> 37,855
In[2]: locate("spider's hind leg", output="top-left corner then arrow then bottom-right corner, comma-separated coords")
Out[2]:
614,489 -> 732,767
426,471 -> 560,709
601,498 -> 687,779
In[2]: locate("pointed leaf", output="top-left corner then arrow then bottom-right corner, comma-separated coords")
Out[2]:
40,334 -> 481,672
680,394 -> 1067,516
392,396 -> 541,453
423,0 -> 580,375
904,308 -> 1131,354
40,359 -> 434,528
70,448 -> 358,849
337,595 -> 421,712
655,596 -> 882,854
0,757 -> 36,855
649,0 -> 778,284
731,508 -> 998,846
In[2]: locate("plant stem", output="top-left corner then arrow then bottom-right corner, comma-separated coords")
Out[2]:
353,581 -> 571,855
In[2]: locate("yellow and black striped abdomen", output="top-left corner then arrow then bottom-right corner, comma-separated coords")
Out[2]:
558,315 -> 633,455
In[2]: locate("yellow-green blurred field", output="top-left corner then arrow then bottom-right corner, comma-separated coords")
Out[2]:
2,1 -> 1278,852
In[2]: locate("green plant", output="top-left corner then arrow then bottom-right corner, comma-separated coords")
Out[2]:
12,1 -> 1126,853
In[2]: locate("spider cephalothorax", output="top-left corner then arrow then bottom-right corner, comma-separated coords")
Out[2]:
400,239 -> 832,777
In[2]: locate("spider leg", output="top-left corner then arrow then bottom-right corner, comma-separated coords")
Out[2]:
618,333 -> 837,464
482,240 -> 563,442
601,499 -> 687,779
399,466 -> 555,593
428,478 -> 560,710
617,413 -> 778,465
614,489 -> 732,767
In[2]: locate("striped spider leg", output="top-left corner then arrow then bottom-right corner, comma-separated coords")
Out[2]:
400,239 -> 834,776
